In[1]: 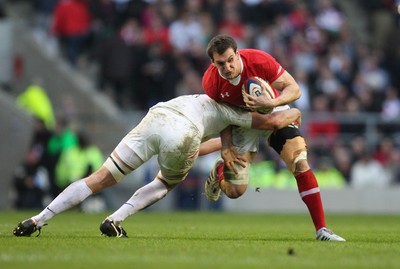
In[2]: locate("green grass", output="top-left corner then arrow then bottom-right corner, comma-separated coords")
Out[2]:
1,211 -> 399,269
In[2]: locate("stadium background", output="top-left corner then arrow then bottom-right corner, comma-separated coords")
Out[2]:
0,0 -> 399,213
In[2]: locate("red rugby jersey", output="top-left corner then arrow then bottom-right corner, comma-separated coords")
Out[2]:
202,49 -> 284,109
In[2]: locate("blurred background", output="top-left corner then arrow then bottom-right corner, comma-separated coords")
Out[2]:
0,0 -> 399,213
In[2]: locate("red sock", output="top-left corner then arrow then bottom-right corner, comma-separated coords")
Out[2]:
217,162 -> 224,183
295,169 -> 326,231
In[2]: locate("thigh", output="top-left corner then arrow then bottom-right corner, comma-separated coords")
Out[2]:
269,125 -> 303,155
269,126 -> 306,172
116,112 -> 161,168
158,123 -> 202,184
232,126 -> 272,154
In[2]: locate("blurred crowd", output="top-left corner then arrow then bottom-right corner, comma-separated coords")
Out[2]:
27,0 -> 400,111
8,0 -> 400,208
13,79 -> 105,209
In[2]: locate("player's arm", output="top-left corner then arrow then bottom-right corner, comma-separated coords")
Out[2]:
199,137 -> 222,156
251,108 -> 302,130
219,126 -> 247,173
270,71 -> 301,107
197,130 -> 246,173
243,71 -> 301,111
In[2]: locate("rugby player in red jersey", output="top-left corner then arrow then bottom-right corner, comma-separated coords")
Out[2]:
202,34 -> 345,241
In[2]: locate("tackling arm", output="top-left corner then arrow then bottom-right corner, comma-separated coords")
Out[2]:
251,108 -> 302,130
199,137 -> 222,156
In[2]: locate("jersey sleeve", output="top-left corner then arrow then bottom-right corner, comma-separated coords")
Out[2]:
249,49 -> 285,84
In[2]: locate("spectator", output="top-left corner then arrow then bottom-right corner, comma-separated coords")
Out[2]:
218,7 -> 247,48
94,18 -> 143,108
313,157 -> 346,188
331,84 -> 351,112
51,0 -> 92,67
55,131 -> 103,193
332,141 -> 352,183
43,117 -> 78,197
13,148 -> 50,209
168,9 -> 204,54
315,0 -> 344,36
290,31 -> 318,75
175,69 -> 202,96
385,145 -> 400,185
142,12 -> 171,54
33,0 -> 59,35
315,64 -> 342,97
16,78 -> 56,130
307,94 -> 339,146
350,149 -> 392,189
358,54 -> 390,94
292,68 -> 311,111
30,117 -> 54,159
373,137 -> 396,166
139,42 -> 176,108
88,0 -> 118,44
381,86 -> 400,121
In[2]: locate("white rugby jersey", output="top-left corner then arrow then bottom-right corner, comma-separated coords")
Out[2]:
151,94 -> 253,141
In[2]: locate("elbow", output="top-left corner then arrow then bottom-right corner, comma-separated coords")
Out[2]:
273,120 -> 285,130
295,87 -> 302,101
297,86 -> 302,99
268,115 -> 283,130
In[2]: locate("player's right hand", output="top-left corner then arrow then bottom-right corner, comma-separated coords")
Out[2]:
221,146 -> 246,174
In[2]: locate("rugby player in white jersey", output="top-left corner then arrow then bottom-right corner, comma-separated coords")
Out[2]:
13,94 -> 301,237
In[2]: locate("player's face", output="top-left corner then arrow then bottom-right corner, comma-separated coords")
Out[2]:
212,48 -> 241,80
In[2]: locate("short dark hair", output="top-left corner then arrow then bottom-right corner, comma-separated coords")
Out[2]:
206,34 -> 238,60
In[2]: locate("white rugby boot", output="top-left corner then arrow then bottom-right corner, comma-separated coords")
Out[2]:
316,227 -> 346,241
205,159 -> 224,202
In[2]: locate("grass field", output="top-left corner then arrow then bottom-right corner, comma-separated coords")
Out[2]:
0,211 -> 399,269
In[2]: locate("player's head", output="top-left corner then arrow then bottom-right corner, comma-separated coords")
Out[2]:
206,34 -> 237,60
207,34 -> 241,80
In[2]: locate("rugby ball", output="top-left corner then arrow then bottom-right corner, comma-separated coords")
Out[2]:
242,76 -> 276,114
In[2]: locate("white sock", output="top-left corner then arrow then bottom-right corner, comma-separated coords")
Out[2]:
108,179 -> 168,224
33,180 -> 93,227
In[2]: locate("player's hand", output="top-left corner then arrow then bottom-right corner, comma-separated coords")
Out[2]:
221,146 -> 246,174
295,114 -> 302,128
290,108 -> 302,128
242,89 -> 275,112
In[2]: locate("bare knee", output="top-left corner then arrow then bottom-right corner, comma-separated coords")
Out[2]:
220,182 -> 247,199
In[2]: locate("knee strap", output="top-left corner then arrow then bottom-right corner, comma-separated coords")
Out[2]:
224,163 -> 249,185
104,154 -> 131,182
294,151 -> 307,165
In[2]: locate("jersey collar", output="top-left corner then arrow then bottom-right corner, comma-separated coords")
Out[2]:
218,54 -> 244,86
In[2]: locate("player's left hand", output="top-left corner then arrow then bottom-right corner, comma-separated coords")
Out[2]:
242,90 -> 276,112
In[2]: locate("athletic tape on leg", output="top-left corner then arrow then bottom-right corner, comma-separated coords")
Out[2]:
104,156 -> 129,182
224,163 -> 249,185
293,151 -> 307,165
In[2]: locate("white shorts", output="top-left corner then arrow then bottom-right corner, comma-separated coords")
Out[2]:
113,107 -> 202,184
232,105 -> 291,153
232,127 -> 272,153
